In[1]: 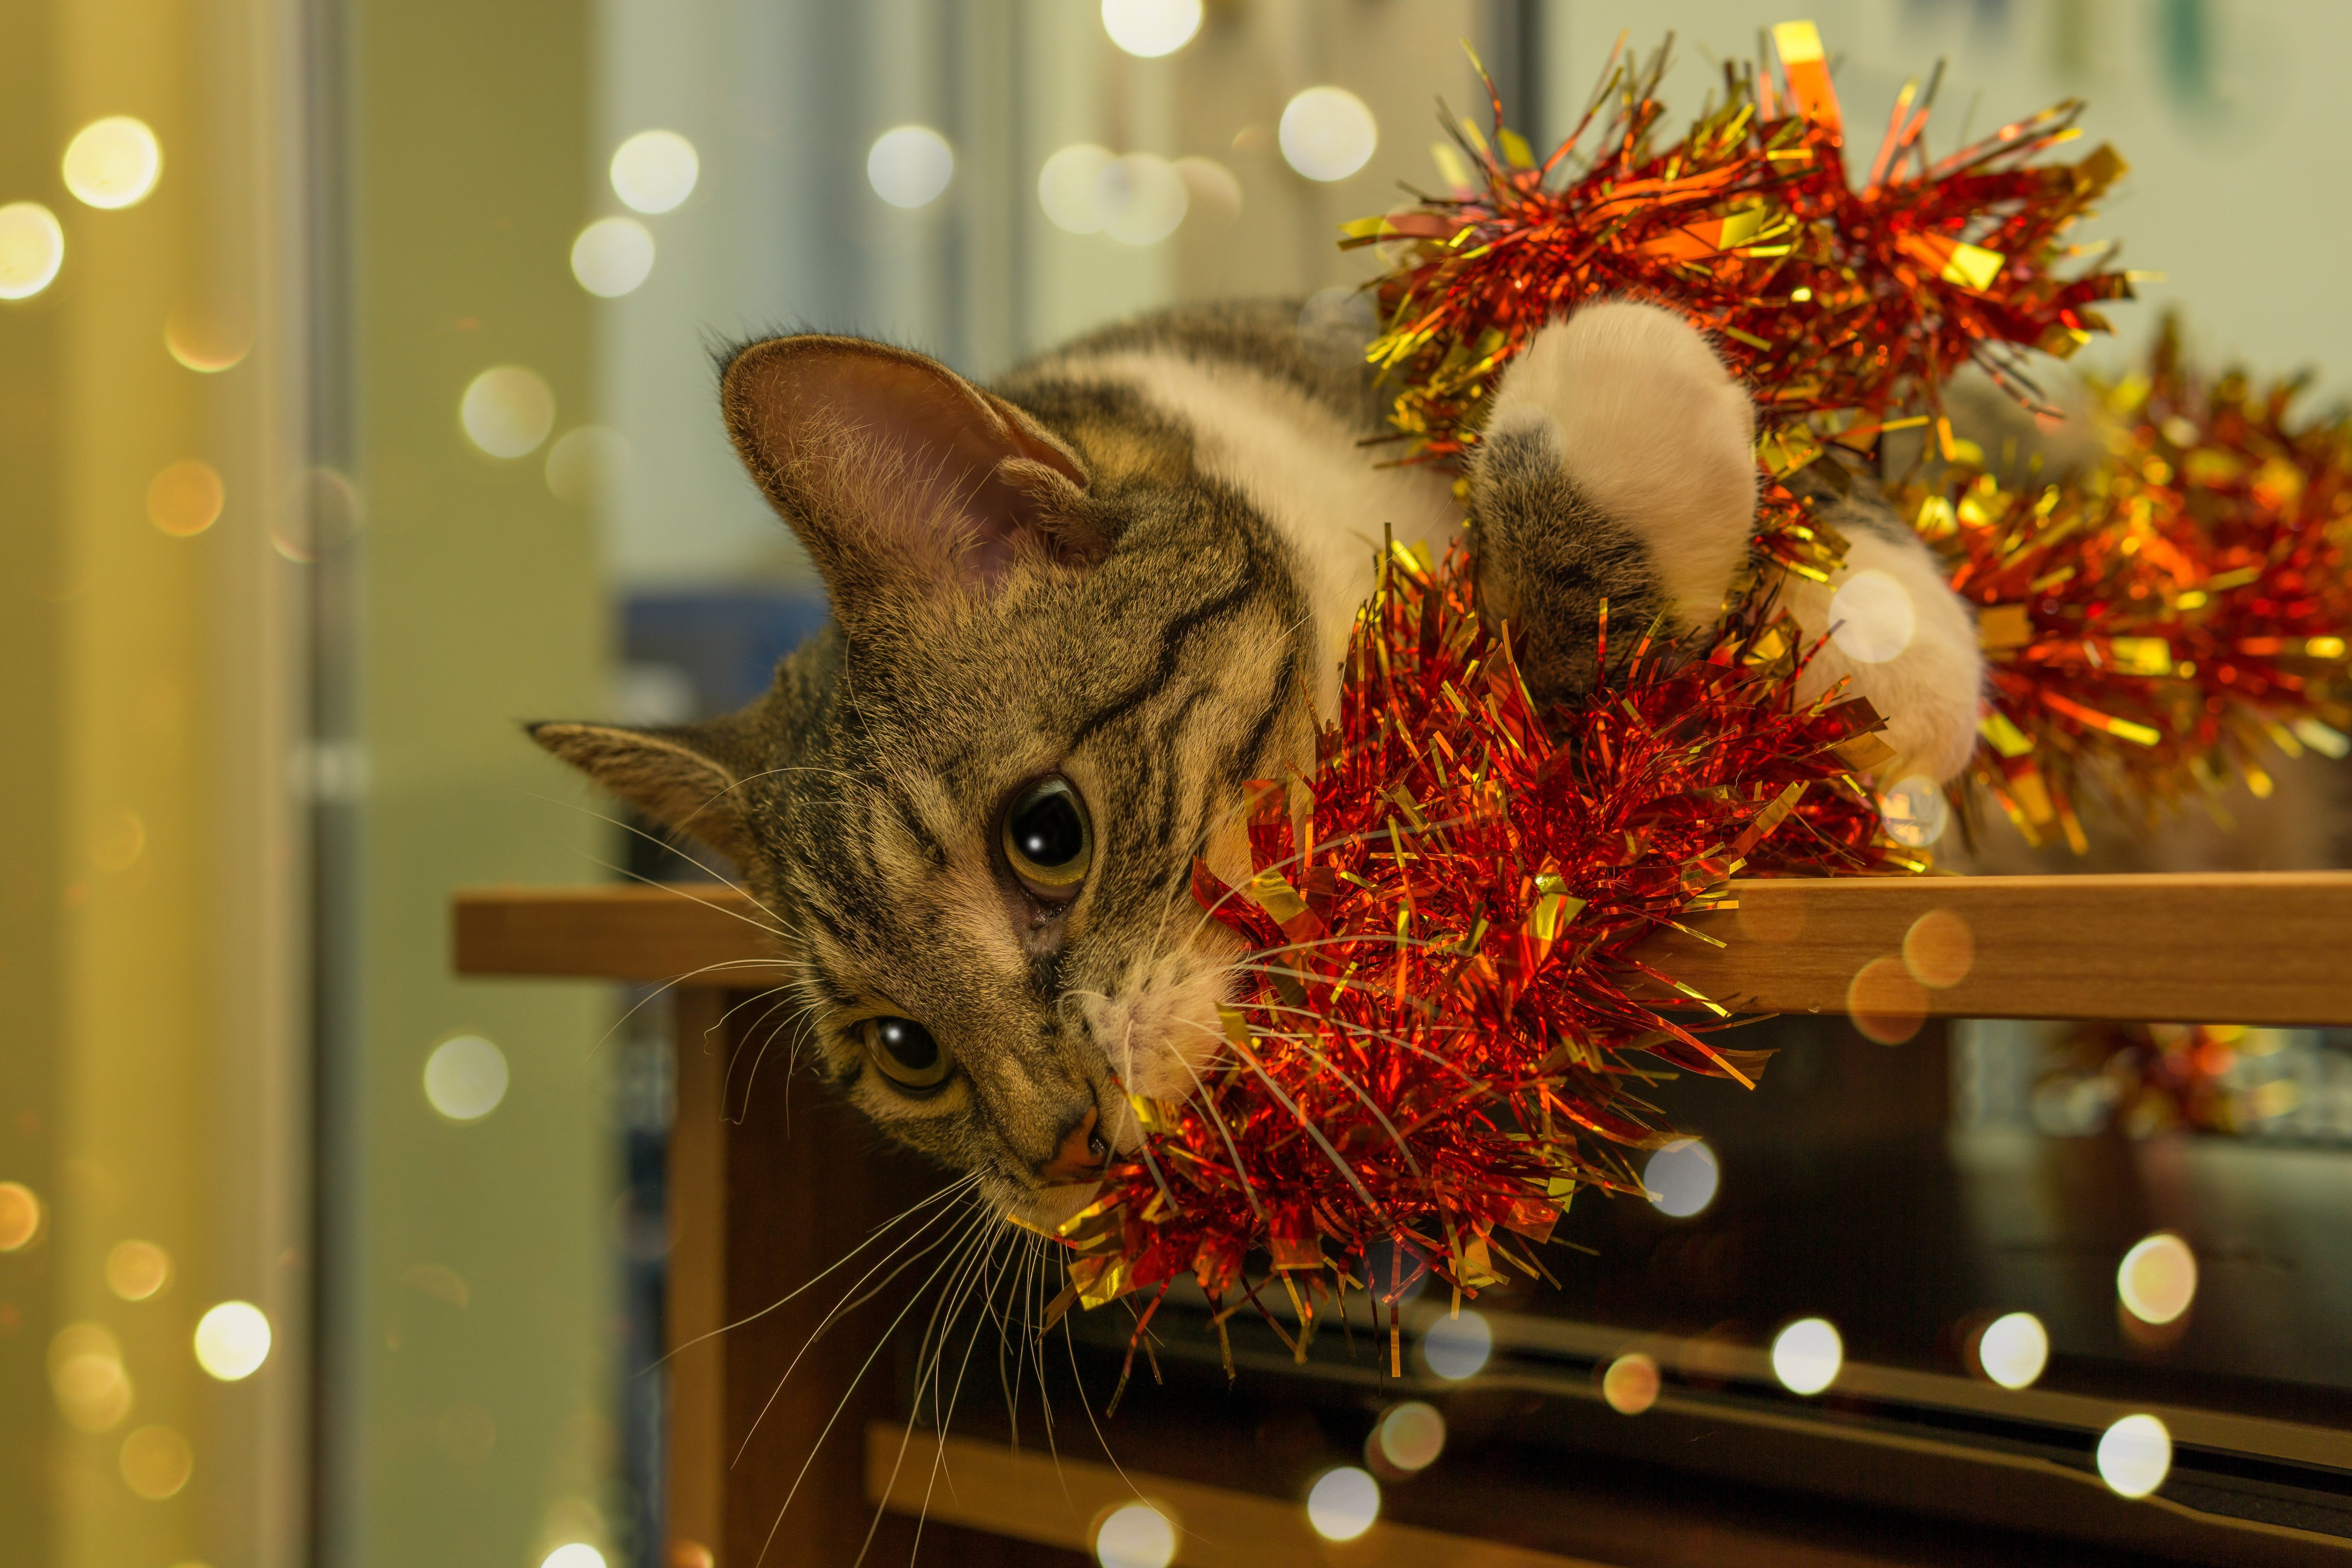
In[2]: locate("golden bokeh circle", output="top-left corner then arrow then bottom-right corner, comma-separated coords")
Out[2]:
165,298 -> 254,372
0,1181 -> 42,1251
120,1425 -> 193,1500
1601,1351 -> 1661,1414
107,1239 -> 172,1300
1902,908 -> 1975,988
1846,956 -> 1927,1044
148,460 -> 225,537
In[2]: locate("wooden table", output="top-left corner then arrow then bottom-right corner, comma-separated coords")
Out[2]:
452,873 -> 2352,1567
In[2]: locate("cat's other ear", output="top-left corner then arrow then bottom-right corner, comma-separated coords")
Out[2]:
528,717 -> 761,868
719,334 -> 1099,620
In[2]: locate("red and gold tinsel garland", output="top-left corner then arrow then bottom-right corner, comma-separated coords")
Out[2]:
1909,319 -> 2352,842
1348,22 -> 2132,472
1043,544 -> 1911,1363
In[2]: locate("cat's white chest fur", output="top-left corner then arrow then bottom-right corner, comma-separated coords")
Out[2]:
1059,350 -> 1463,716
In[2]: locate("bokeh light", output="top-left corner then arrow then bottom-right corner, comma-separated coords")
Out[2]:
1279,86 -> 1377,182
545,425 -> 630,505
2096,1413 -> 2172,1498
0,1181 -> 42,1250
1827,568 -> 1916,664
1092,1501 -> 1176,1568
49,1323 -> 133,1432
1419,1309 -> 1492,1380
1372,1401 -> 1445,1471
193,1300 -> 272,1380
1101,0 -> 1201,57
460,367 -> 556,459
120,1425 -> 194,1499
1643,1137 -> 1720,1218
541,1545 -> 607,1568
425,1033 -> 510,1120
148,459 -> 225,537
1902,907 -> 1975,988
1040,144 -> 1115,233
107,1239 -> 172,1300
2117,1232 -> 2197,1325
1846,955 -> 1927,1044
571,218 -> 655,298
1305,1466 -> 1380,1541
63,116 -> 162,209
1977,1311 -> 2050,1390
0,202 -> 65,299
1602,1352 -> 1661,1414
89,808 -> 146,873
165,297 -> 254,372
1094,153 -> 1188,245
1770,1318 -> 1842,1396
1173,156 -> 1241,228
1876,773 -> 1949,848
610,129 -> 699,214
867,125 -> 955,209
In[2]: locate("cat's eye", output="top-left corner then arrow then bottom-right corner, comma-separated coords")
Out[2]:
860,1016 -> 951,1092
1002,776 -> 1093,900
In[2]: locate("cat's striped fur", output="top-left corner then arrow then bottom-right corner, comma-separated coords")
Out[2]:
534,298 -> 1980,1224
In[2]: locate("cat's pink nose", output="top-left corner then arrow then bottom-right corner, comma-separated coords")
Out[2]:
1038,1108 -> 1106,1183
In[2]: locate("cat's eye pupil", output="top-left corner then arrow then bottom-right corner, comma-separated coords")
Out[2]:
1013,792 -> 1084,867
874,1018 -> 936,1072
1002,777 -> 1093,897
861,1015 -> 948,1091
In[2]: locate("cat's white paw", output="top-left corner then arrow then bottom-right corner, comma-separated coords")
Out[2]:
1485,301 -> 1758,630
1786,533 -> 1985,784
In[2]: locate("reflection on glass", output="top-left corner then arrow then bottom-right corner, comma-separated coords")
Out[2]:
1602,1352 -> 1661,1414
0,201 -> 66,299
1643,1137 -> 1719,1217
107,1239 -> 173,1300
1279,87 -> 1377,181
1093,1501 -> 1176,1568
1419,1308 -> 1491,1379
1305,1466 -> 1379,1541
609,129 -> 699,214
0,1181 -> 40,1250
1877,774 -> 1950,848
1040,144 -> 1116,233
571,217 -> 656,298
866,125 -> 955,209
1770,1318 -> 1842,1396
1372,1400 -> 1446,1470
460,368 -> 557,459
148,459 -> 225,537
193,1300 -> 272,1381
1977,1311 -> 2049,1390
545,425 -> 631,505
1827,568 -> 1916,663
424,1033 -> 511,1120
165,297 -> 256,372
2117,1232 -> 2197,1325
1100,0 -> 1202,58
1094,153 -> 1188,245
2096,1414 -> 2172,1498
62,116 -> 162,209
49,1323 -> 133,1432
120,1425 -> 194,1499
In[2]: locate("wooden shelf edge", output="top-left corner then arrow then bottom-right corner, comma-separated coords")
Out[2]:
453,872 -> 2352,1025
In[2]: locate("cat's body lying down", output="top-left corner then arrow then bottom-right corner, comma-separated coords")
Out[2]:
536,300 -> 1979,1222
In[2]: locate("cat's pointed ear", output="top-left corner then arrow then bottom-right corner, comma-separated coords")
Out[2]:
528,717 -> 761,868
720,335 -> 1100,618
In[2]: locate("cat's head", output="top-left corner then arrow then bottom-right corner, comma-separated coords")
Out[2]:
534,334 -> 1318,1221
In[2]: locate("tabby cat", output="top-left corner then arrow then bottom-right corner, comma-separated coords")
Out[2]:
534,299 -> 1980,1224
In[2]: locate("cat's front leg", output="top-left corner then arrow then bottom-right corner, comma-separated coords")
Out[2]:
1467,300 -> 1982,784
